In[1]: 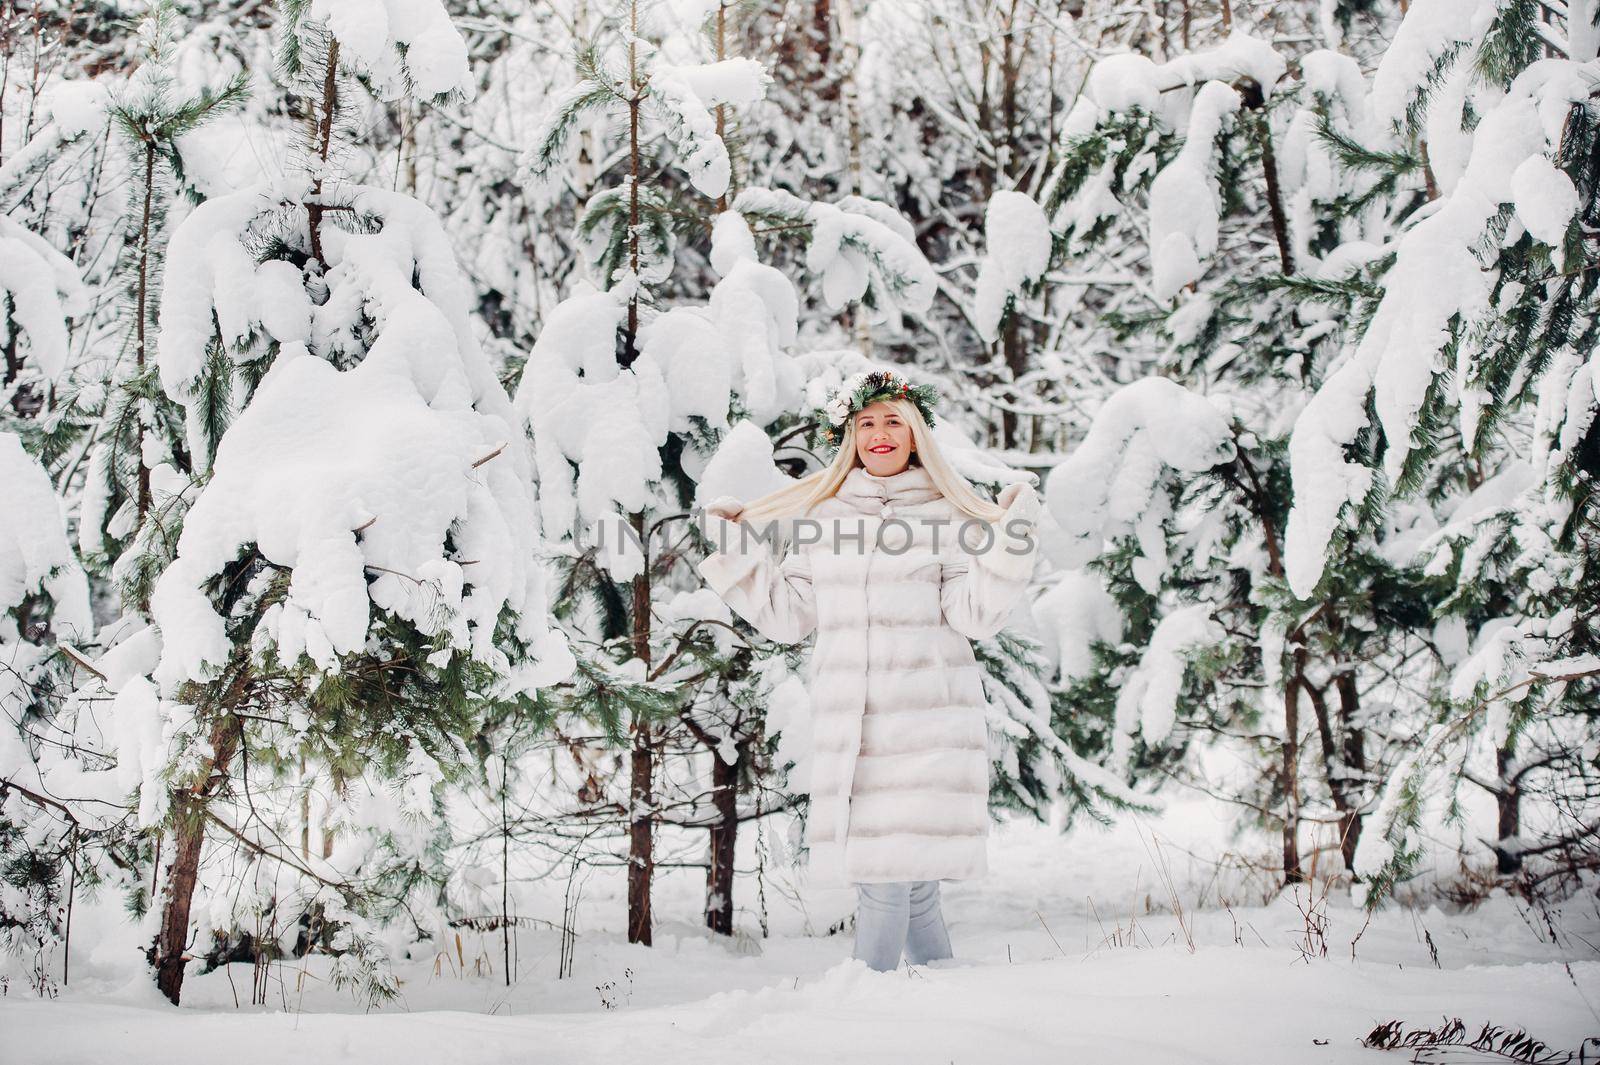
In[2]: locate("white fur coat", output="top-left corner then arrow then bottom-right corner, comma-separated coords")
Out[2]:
696,464 -> 1041,887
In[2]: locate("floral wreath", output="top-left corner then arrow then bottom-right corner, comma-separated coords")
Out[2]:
809,367 -> 939,452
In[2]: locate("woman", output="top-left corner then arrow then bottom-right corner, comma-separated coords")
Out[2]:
696,367 -> 1041,973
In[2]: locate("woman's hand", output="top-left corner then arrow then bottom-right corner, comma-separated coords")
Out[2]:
996,481 -> 1037,511
705,495 -> 746,523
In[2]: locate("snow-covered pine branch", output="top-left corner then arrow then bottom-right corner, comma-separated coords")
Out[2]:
0,216 -> 88,390
283,0 -> 475,104
151,181 -> 565,691
973,191 -> 1052,344
0,432 -> 92,646
1043,377 -> 1236,591
732,186 -> 937,323
0,80 -> 109,209
647,59 -> 770,199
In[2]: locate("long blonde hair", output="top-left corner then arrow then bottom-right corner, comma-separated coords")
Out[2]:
736,396 -> 1006,524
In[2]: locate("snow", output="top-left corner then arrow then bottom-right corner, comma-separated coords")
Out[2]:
0,80 -> 110,204
308,0 -> 474,102
156,183 -> 298,453
175,119 -> 293,199
671,58 -> 771,109
1447,610 -> 1579,707
1370,0 -> 1496,127
1043,378 -> 1236,578
1574,0 -> 1600,62
1164,30 -> 1287,92
1028,571 -> 1122,683
0,215 -> 87,381
1083,30 -> 1284,127
150,349 -> 554,691
151,178 -> 562,692
732,188 -> 937,322
89,617 -> 164,692
1111,604 -> 1223,761
1511,155 -> 1579,248
6,794 -> 1595,1063
710,210 -> 758,276
0,432 -> 92,642
9,3 -> 1600,1051
44,79 -> 112,138
1299,49 -> 1366,105
512,283 -> 668,541
1284,49 -> 1388,252
703,259 -> 802,420
1148,81 -> 1241,300
1085,53 -> 1162,114
692,420 -> 796,510
665,0 -> 722,29
973,191 -> 1051,343
160,182 -> 522,468
649,65 -> 736,198
107,677 -> 170,829
1422,58 -> 1475,196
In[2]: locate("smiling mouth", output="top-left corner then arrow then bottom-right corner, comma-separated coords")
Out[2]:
868,445 -> 896,453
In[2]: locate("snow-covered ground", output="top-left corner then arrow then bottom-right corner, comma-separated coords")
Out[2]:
7,796 -> 1597,1064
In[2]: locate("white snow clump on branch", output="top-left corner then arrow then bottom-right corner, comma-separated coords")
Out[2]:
645,213 -> 802,430
0,216 -> 89,381
159,183 -> 520,467
150,184 -> 564,695
308,0 -> 474,101
0,432 -> 92,643
1111,603 -> 1223,763
649,59 -> 770,199
1043,377 -> 1236,591
1149,81 -> 1242,300
1080,29 -> 1285,126
974,190 -> 1052,342
512,283 -> 667,547
0,80 -> 110,201
732,187 -> 937,322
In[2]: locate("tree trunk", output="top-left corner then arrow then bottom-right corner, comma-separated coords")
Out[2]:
135,139 -> 156,525
1282,649 -> 1304,885
1306,657 -> 1366,877
1239,82 -> 1294,277
153,713 -> 240,1005
1333,669 -> 1366,872
705,744 -> 742,936
1495,742 -> 1522,875
626,510 -> 654,945
812,0 -> 832,70
306,39 -> 340,270
834,0 -> 872,355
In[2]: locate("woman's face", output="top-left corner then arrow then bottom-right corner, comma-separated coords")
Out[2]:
853,400 -> 915,476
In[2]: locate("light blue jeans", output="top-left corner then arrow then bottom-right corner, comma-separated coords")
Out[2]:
851,880 -> 954,972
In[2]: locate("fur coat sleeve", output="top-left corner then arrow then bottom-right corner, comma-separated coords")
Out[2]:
940,486 -> 1042,640
695,515 -> 817,645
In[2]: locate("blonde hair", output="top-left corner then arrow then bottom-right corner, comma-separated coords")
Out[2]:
736,396 -> 1006,524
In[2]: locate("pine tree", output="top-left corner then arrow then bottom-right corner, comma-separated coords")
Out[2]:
70,1 -> 246,613
1000,1 -> 1599,905
1293,0 -> 1600,901
516,0 -> 790,945
85,0 -> 575,1004
986,14 -> 1441,893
